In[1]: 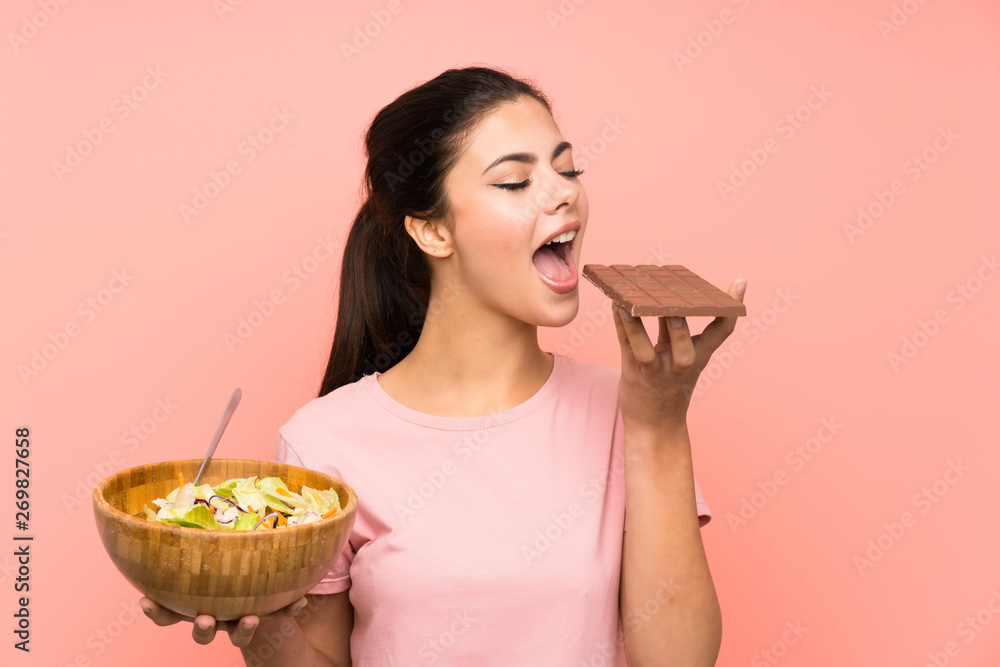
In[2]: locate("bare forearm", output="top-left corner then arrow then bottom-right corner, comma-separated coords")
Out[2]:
620,424 -> 722,667
239,615 -> 338,667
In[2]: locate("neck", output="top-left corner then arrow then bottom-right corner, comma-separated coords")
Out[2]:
377,294 -> 554,418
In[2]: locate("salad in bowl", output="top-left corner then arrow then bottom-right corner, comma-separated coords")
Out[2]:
147,474 -> 341,531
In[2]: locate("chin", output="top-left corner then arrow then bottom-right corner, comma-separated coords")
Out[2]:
540,295 -> 580,328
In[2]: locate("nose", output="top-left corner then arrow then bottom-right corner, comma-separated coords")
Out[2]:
539,167 -> 581,216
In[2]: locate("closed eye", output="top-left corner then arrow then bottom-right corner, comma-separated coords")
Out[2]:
493,169 -> 585,191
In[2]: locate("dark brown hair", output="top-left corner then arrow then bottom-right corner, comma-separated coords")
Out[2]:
318,66 -> 552,396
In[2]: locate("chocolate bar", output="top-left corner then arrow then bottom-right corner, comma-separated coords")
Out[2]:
582,264 -> 746,317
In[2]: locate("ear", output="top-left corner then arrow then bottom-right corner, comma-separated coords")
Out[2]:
404,215 -> 453,258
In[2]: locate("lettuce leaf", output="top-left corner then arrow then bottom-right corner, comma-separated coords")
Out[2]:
301,486 -> 340,516
231,511 -> 260,531
213,476 -> 257,499
257,477 -> 296,514
232,481 -> 269,515
157,504 -> 222,530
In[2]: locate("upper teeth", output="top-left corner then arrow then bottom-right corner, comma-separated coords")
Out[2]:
545,230 -> 577,245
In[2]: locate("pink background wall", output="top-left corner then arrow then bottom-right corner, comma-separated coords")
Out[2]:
3,1 -> 999,665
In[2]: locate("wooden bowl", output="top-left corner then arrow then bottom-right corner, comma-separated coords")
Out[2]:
93,458 -> 357,621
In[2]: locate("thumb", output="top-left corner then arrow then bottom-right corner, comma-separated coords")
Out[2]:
693,278 -> 746,354
731,278 -> 747,302
288,597 -> 309,616
139,597 -> 189,627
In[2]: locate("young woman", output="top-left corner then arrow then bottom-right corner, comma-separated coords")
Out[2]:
143,65 -> 746,666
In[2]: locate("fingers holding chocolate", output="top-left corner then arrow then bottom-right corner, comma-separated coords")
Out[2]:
662,316 -> 696,372
693,278 -> 747,357
588,264 -> 746,370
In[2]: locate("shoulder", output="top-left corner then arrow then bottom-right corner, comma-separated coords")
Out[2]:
278,375 -> 377,446
275,374 -> 389,477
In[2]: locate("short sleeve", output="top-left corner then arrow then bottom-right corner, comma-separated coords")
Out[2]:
275,432 -> 354,594
694,474 -> 711,527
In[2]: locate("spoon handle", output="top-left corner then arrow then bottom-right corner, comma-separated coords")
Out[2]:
194,388 -> 242,486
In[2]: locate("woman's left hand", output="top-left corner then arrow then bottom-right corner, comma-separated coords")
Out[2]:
612,277 -> 747,438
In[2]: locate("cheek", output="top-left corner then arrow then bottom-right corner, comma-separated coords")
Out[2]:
467,212 -> 531,257
498,227 -> 529,256
479,223 -> 515,251
578,190 -> 590,225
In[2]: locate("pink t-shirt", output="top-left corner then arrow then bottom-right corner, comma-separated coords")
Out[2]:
275,353 -> 711,666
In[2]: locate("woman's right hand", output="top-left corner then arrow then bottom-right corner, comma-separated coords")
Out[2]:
139,596 -> 309,647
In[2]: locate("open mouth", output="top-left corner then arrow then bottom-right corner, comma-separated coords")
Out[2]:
531,229 -> 578,293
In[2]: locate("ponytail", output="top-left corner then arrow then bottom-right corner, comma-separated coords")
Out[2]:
318,197 -> 429,396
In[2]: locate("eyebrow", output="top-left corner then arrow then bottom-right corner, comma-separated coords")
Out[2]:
481,140 -> 573,175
